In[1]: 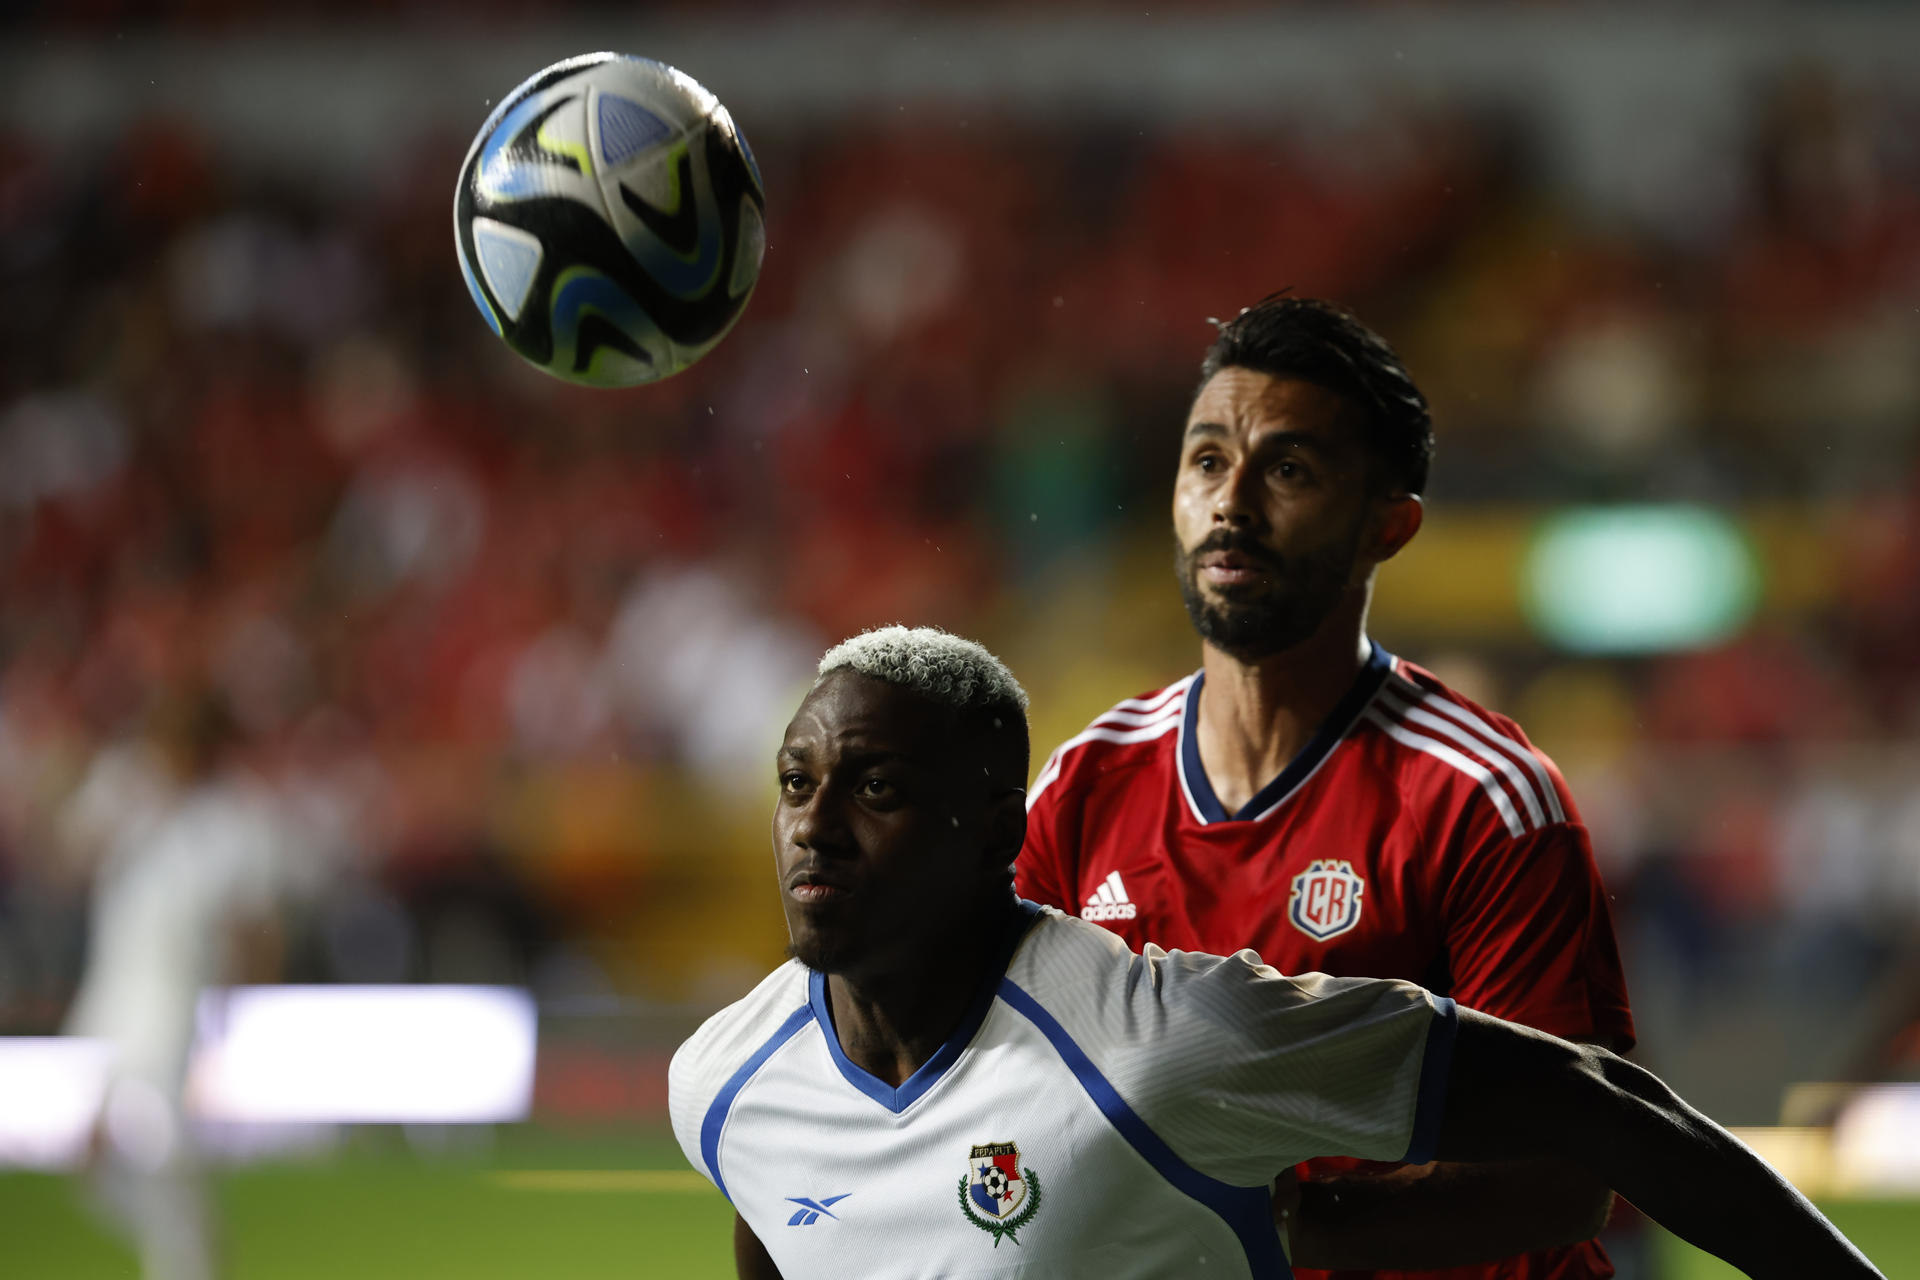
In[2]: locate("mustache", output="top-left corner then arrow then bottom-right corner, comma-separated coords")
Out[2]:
1185,529 -> 1284,570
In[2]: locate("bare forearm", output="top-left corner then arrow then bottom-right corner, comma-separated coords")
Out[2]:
1438,1012 -> 1882,1279
1574,1053 -> 1879,1280
1290,1160 -> 1610,1271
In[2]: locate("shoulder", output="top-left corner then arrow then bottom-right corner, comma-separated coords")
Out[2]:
668,962 -> 812,1145
1013,907 -> 1425,1019
1008,904 -> 1140,989
1003,909 -> 1444,1178
1028,675 -> 1194,811
1007,907 -> 1382,1051
1356,657 -> 1578,842
671,960 -> 811,1092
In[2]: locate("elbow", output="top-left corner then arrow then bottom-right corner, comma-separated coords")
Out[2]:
1559,1044 -> 1691,1196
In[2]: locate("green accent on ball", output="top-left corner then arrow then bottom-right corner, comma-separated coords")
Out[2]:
653,141 -> 699,264
536,119 -> 594,179
544,264 -> 660,387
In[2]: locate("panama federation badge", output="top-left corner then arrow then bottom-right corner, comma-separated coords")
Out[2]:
957,1140 -> 1042,1246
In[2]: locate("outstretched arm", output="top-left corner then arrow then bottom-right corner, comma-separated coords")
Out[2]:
1436,1008 -> 1882,1280
1281,1154 -> 1611,1270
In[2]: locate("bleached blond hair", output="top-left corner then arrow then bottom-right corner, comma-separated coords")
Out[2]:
816,626 -> 1029,715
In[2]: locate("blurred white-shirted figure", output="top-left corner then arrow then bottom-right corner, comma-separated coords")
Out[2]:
61,695 -> 304,1280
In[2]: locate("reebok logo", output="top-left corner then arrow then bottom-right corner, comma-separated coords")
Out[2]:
785,1194 -> 849,1226
1081,871 -> 1137,922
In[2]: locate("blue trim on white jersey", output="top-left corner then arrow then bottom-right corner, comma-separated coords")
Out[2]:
1402,995 -> 1459,1166
700,1003 -> 813,1203
1179,641 -> 1394,824
998,977 -> 1292,1279
809,900 -> 1044,1115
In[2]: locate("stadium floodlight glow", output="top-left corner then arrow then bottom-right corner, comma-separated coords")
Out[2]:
188,986 -> 537,1124
0,987 -> 539,1166
1521,505 -> 1761,654
0,1038 -> 111,1169
1831,1084 -> 1920,1195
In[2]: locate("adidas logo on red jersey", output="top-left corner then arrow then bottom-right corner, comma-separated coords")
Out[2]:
1081,871 -> 1138,922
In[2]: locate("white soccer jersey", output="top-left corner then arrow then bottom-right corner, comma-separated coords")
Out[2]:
669,902 -> 1456,1279
65,776 -> 305,1088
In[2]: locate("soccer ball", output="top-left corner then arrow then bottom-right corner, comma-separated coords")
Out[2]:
454,53 -> 766,388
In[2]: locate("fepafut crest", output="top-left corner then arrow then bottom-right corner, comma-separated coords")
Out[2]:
957,1140 -> 1042,1246
1288,859 -> 1366,941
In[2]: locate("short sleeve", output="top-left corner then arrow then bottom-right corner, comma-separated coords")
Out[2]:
1443,821 -> 1635,1051
668,1029 -> 727,1190
1015,751 -> 1077,912
1034,937 -> 1456,1188
665,962 -> 813,1197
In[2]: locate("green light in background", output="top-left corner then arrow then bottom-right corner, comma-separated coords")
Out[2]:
1522,505 -> 1762,654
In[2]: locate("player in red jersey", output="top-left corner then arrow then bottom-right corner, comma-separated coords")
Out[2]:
1017,296 -> 1634,1279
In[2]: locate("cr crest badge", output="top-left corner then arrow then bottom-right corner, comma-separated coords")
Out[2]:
957,1140 -> 1042,1246
1288,858 -> 1366,941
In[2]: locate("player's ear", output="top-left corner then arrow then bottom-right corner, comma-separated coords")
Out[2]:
985,787 -> 1027,871
1364,492 -> 1423,566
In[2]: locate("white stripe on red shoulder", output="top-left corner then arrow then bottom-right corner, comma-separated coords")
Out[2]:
1377,687 -> 1548,829
1386,673 -> 1567,824
1088,703 -> 1191,730
1362,705 -> 1530,838
1028,694 -> 1186,809
1103,677 -> 1194,718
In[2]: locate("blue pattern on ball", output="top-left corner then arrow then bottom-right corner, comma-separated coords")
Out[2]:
457,248 -> 503,337
478,92 -> 564,202
598,94 -> 675,167
456,53 -> 763,386
550,269 -> 663,383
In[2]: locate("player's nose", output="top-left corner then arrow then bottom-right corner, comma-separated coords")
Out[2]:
1211,459 -> 1262,528
786,781 -> 854,855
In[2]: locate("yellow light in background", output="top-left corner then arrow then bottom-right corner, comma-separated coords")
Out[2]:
1523,506 -> 1762,653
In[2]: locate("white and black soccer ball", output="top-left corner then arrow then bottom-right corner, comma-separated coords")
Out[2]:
454,53 -> 766,388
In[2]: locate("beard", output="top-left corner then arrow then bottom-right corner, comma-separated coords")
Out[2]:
786,933 -> 861,974
784,908 -> 869,975
1174,523 -> 1362,663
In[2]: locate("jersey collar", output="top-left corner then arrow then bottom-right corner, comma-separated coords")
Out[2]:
808,898 -> 1043,1114
1177,640 -> 1394,825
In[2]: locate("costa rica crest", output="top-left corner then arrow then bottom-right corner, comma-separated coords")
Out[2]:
1288,858 -> 1366,941
957,1140 -> 1042,1245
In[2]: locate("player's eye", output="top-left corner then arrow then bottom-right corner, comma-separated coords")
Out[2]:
779,771 -> 811,795
1271,458 -> 1311,483
1191,451 -> 1224,474
857,776 -> 895,799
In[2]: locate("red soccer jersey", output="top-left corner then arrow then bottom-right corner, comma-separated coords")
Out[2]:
1016,642 -> 1635,1280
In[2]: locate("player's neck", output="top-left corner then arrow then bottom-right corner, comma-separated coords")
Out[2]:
823,899 -> 1024,1089
1195,596 -> 1371,814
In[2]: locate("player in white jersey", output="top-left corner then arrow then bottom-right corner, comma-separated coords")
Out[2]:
62,696 -> 310,1280
670,627 -> 1883,1280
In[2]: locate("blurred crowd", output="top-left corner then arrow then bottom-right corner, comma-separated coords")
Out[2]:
2,52 -> 1919,1113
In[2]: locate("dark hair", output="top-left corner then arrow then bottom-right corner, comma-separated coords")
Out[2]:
1198,295 -> 1434,496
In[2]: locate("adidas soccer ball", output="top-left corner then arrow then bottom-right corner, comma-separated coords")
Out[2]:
454,53 -> 766,388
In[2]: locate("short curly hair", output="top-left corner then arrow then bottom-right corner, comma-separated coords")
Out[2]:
816,626 -> 1029,786
1199,295 -> 1434,496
